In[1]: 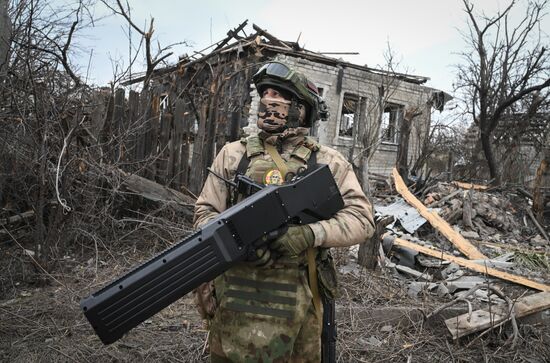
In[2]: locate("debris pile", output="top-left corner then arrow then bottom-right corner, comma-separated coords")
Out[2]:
368,169 -> 550,346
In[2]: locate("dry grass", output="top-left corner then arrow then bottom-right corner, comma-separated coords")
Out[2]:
1,243 -> 549,362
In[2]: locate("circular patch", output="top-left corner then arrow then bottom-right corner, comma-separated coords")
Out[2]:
264,169 -> 284,185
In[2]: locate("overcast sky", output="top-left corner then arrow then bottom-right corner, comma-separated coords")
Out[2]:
75,0 -> 548,98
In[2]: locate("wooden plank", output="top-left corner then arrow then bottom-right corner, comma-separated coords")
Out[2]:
204,74 -> 220,173
127,90 -> 140,164
148,94 -> 160,180
445,291 -> 550,339
392,168 -> 487,260
112,88 -> 125,161
452,181 -> 488,190
0,211 -> 34,226
169,101 -> 183,188
99,92 -> 115,160
89,91 -> 107,140
392,237 -> 550,292
252,24 -> 292,49
136,90 -> 151,163
180,97 -> 193,187
189,101 -> 209,194
115,168 -> 195,207
158,112 -> 172,184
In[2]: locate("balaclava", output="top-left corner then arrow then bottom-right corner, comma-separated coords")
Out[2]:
257,95 -> 306,134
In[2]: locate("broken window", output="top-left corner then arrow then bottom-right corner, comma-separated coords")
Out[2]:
380,103 -> 403,144
339,94 -> 358,137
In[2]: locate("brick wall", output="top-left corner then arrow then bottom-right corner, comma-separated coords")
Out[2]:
245,54 -> 436,176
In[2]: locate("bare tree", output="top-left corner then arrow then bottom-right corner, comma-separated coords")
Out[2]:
350,45 -> 430,268
100,0 -> 187,89
455,0 -> 550,185
0,0 -> 10,74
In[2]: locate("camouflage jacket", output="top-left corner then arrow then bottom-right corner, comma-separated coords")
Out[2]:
193,132 -> 375,247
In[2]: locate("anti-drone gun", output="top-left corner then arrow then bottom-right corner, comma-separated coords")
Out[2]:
80,164 -> 344,345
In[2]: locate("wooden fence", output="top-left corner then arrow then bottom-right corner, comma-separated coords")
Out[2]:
88,59 -> 255,195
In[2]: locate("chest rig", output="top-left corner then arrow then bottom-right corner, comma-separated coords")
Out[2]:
230,135 -> 320,206
215,135 -> 323,322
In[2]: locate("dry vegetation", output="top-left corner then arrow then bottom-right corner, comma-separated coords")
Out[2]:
2,238 -> 550,362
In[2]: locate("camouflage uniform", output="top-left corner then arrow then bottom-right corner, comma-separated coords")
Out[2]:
194,128 -> 375,362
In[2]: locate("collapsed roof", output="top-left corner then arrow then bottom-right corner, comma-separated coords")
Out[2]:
122,20 -> 431,86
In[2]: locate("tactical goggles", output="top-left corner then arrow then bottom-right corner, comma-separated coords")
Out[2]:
253,62 -> 321,98
253,62 -> 296,82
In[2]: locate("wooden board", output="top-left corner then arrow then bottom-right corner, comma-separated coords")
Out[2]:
452,181 -> 488,190
445,291 -> 550,339
392,168 -> 487,260
393,237 -> 550,292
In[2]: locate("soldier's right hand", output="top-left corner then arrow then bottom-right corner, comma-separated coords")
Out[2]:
245,225 -> 288,268
246,247 -> 275,268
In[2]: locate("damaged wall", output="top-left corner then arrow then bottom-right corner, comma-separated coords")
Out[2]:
245,53 -> 436,176
130,24 -> 449,193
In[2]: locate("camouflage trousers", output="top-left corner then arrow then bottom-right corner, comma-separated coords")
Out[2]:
208,262 -> 322,363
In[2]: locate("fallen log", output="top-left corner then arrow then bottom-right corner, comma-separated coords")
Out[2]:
445,291 -> 550,339
392,168 -> 486,259
391,236 -> 550,292
0,210 -> 35,226
114,168 -> 196,206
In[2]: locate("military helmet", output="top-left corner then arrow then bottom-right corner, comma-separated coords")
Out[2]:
252,62 -> 328,127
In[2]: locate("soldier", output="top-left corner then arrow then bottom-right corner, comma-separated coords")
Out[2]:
194,62 -> 375,363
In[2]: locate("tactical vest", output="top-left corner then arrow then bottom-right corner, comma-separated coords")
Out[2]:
239,135 -> 319,187
214,135 -> 323,321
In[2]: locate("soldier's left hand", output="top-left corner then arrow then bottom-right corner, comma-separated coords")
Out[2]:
269,225 -> 315,256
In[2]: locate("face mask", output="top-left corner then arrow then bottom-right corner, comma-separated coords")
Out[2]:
257,96 -> 290,133
257,96 -> 307,133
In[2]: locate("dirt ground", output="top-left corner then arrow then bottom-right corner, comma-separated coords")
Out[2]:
1,242 -> 550,363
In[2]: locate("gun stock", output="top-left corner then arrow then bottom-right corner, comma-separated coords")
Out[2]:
80,165 -> 343,344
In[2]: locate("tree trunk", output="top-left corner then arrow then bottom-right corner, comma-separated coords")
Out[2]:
532,158 -> 547,223
480,128 -> 501,185
447,151 -> 454,182
396,117 -> 412,184
358,216 -> 393,269
0,0 -> 10,74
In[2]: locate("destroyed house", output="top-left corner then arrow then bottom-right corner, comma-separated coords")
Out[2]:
121,22 -> 451,194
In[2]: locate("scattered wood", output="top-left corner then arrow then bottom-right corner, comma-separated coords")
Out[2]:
444,291 -> 550,339
480,241 -> 548,255
391,236 -> 550,292
114,168 -> 196,207
516,187 -> 533,200
214,20 -> 249,50
532,158 -> 547,223
427,189 -> 462,208
452,181 -> 488,191
462,190 -> 474,230
252,24 -> 292,49
387,262 -> 433,281
392,168 -> 487,260
526,207 -> 550,242
0,210 -> 35,226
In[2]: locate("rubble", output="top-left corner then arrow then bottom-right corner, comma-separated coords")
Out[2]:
373,168 -> 550,346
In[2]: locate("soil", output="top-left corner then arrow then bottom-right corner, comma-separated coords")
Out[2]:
1,242 -> 550,363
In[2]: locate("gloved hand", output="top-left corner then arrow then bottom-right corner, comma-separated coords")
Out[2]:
246,226 -> 288,267
269,225 -> 315,257
247,247 -> 275,268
